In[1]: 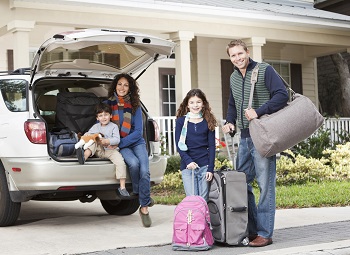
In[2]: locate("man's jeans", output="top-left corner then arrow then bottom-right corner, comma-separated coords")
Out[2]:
181,165 -> 209,201
236,137 -> 276,238
120,143 -> 151,207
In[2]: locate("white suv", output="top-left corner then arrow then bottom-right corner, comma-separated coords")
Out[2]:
0,29 -> 175,226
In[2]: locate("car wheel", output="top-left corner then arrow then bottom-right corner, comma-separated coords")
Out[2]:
0,163 -> 21,227
100,197 -> 140,216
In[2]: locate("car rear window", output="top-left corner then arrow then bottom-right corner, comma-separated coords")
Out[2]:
0,78 -> 28,112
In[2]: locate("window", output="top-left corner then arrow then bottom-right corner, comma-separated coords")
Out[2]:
159,68 -> 176,116
0,79 -> 28,112
266,61 -> 303,94
266,61 -> 290,84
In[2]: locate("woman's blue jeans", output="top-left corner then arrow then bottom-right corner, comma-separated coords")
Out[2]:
236,137 -> 276,239
181,165 -> 209,201
120,143 -> 151,207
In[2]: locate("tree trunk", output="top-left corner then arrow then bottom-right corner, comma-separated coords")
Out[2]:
331,53 -> 350,117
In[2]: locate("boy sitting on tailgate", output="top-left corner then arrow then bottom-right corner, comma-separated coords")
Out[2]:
76,103 -> 129,197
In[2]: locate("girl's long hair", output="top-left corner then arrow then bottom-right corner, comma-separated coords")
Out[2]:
176,89 -> 217,131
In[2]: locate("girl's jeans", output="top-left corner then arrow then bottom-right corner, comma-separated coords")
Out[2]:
181,165 -> 209,201
236,137 -> 276,239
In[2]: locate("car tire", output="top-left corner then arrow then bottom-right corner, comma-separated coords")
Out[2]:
0,163 -> 21,227
100,197 -> 140,216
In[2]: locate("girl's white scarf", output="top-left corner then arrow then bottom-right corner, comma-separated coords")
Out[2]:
178,112 -> 203,151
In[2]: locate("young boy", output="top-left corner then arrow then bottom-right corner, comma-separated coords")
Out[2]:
76,103 -> 129,197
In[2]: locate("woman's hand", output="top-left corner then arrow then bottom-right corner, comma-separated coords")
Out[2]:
206,172 -> 213,181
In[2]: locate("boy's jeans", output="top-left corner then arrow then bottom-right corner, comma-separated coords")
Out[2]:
236,137 -> 276,239
181,165 -> 209,201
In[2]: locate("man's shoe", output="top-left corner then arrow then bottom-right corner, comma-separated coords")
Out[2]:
249,234 -> 258,242
249,236 -> 273,247
76,148 -> 85,165
139,207 -> 152,228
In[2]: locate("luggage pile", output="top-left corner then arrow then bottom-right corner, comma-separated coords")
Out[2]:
172,167 -> 249,251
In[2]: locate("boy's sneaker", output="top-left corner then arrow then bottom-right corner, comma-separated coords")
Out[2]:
76,148 -> 85,165
118,188 -> 130,197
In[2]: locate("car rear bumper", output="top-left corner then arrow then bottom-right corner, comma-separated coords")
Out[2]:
2,155 -> 167,196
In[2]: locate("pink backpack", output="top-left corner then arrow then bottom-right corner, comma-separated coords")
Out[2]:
172,195 -> 214,251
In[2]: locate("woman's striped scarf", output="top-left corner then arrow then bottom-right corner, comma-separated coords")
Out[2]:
111,93 -> 132,137
178,112 -> 203,151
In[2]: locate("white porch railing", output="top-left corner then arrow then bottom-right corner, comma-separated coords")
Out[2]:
323,117 -> 350,143
153,117 -> 350,156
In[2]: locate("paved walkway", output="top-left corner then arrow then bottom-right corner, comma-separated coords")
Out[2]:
2,201 -> 350,255
78,206 -> 350,255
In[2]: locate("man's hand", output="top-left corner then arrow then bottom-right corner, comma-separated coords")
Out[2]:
245,108 -> 258,121
222,123 -> 235,134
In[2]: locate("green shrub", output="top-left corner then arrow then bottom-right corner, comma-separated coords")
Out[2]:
277,150 -> 332,185
214,156 -> 233,170
323,142 -> 350,180
153,170 -> 183,190
165,155 -> 181,174
293,129 -> 333,159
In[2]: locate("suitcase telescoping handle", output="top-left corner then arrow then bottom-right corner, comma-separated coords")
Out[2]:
191,163 -> 199,195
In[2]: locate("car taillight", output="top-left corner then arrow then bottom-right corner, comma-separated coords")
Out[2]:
153,120 -> 160,142
24,121 -> 47,144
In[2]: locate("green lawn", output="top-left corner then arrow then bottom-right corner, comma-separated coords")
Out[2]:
152,181 -> 350,208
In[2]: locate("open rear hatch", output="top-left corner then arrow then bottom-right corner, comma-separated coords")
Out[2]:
29,28 -> 175,161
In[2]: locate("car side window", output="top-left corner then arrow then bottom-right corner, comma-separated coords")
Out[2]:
0,78 -> 28,112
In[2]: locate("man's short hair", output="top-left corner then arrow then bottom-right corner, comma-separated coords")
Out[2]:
226,39 -> 248,56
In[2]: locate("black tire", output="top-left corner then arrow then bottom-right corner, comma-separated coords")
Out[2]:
0,163 -> 21,227
100,197 -> 140,216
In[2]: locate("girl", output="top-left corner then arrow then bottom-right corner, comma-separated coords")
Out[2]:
175,89 -> 217,201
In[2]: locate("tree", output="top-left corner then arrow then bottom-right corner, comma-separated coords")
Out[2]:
330,53 -> 350,117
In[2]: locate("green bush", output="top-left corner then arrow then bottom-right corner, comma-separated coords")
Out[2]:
165,155 -> 181,174
161,143 -> 350,189
165,154 -> 233,174
293,129 -> 333,159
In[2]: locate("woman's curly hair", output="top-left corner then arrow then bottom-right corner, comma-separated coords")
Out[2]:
108,73 -> 140,114
176,88 -> 217,131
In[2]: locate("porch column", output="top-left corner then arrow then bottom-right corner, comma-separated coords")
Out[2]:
7,20 -> 35,69
169,31 -> 195,107
245,37 -> 266,63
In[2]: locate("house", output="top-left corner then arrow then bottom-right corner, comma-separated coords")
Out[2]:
314,0 -> 350,16
1,0 -> 350,122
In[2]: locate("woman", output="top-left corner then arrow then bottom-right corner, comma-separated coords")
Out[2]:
105,73 -> 154,228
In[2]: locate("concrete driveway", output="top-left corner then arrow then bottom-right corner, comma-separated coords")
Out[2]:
0,200 -> 174,255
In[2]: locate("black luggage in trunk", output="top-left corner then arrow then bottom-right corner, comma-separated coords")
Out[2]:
56,92 -> 101,134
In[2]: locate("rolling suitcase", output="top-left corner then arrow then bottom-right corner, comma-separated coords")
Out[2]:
208,168 -> 249,246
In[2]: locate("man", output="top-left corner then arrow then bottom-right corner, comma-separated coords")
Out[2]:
222,39 -> 289,247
